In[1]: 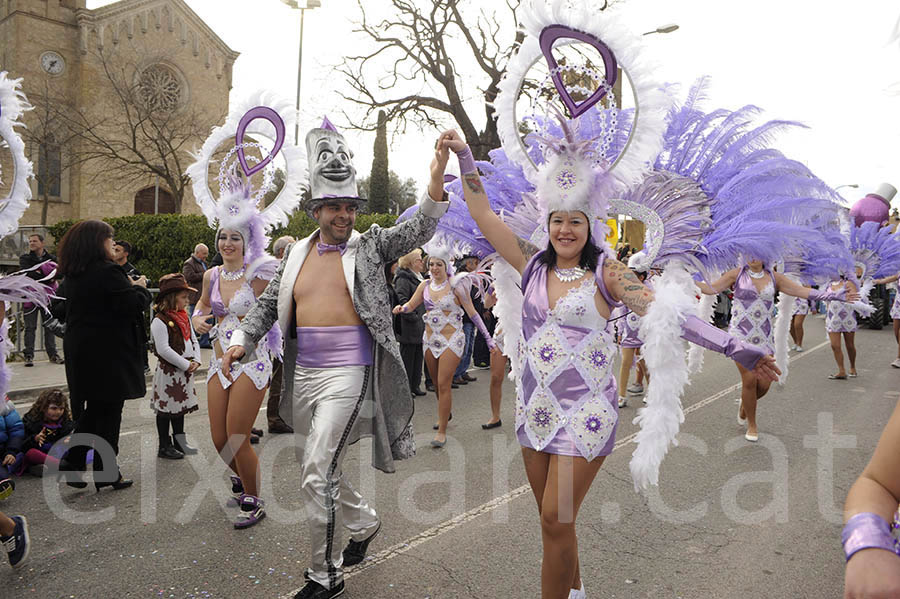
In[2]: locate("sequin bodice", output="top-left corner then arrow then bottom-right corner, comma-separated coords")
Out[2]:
728,268 -> 776,353
423,284 -> 464,332
516,259 -> 619,461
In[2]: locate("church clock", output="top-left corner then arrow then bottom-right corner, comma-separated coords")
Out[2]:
39,51 -> 66,75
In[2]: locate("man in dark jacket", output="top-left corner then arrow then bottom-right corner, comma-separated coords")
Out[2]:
182,243 -> 210,348
394,248 -> 427,397
113,241 -> 140,279
19,234 -> 62,366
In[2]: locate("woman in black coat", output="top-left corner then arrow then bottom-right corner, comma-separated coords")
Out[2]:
394,249 -> 427,397
55,220 -> 151,490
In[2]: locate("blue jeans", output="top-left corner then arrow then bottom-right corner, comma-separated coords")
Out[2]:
189,304 -> 211,348
454,321 -> 476,378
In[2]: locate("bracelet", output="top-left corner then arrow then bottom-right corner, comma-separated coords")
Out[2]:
842,512 -> 900,561
455,146 -> 477,176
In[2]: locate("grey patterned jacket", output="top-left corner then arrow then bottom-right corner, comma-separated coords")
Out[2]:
230,193 -> 448,473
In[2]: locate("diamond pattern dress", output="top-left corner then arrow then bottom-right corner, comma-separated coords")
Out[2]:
825,282 -> 858,333
728,268 -> 776,355
891,280 -> 900,320
516,257 -> 619,461
422,283 -> 466,359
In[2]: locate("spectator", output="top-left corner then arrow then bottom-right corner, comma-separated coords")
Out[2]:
55,220 -> 151,491
19,233 -> 62,366
113,240 -> 140,279
182,243 -> 210,349
150,274 -> 202,460
265,235 -> 295,434
452,254 -> 481,386
394,249 -> 427,397
17,389 -> 74,475
0,396 -> 24,500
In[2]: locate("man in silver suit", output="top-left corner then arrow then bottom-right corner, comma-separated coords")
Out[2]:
222,120 -> 450,599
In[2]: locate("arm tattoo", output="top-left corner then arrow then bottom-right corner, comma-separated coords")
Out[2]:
623,294 -> 651,315
516,236 -> 539,260
463,173 -> 485,195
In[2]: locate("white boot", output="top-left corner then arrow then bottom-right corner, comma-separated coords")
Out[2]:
569,583 -> 586,599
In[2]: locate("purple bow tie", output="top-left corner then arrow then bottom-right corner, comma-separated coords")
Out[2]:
316,242 -> 347,256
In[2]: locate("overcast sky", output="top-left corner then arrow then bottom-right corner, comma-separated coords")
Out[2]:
90,0 -> 900,207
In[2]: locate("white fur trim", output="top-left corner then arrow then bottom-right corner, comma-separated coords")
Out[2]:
849,277 -> 876,317
187,92 -> 307,231
0,72 -> 34,239
630,264 -> 696,491
491,259 -> 524,378
773,292 -> 794,386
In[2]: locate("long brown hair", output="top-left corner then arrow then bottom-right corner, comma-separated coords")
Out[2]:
24,389 -> 72,424
57,220 -> 114,277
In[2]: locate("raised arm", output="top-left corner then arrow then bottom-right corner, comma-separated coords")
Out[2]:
440,130 -> 533,273
775,272 -> 860,303
843,397 -> 900,597
696,268 -> 739,295
393,280 -> 426,315
874,273 -> 900,286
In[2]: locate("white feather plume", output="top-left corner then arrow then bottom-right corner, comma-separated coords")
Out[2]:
630,264 -> 696,491
0,72 -> 34,239
849,277 -> 876,317
687,292 -> 716,375
491,258 -> 525,381
773,292 -> 795,386
187,91 -> 307,232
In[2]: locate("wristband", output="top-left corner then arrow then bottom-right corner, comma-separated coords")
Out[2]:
842,512 -> 900,561
455,146 -> 477,176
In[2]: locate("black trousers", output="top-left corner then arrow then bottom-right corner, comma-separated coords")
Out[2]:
66,398 -> 125,483
399,342 -> 424,393
267,358 -> 285,426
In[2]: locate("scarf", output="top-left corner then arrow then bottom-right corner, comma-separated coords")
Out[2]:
167,310 -> 191,341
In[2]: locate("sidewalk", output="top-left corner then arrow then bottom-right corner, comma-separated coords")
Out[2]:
6,348 -> 215,404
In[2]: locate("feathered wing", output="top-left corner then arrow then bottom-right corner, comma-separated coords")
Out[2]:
0,72 -> 34,239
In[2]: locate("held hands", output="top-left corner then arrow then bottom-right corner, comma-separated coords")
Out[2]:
439,129 -> 467,154
219,345 -> 245,382
751,354 -> 781,382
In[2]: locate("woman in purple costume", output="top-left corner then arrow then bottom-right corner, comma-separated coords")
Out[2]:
790,294 -> 813,352
824,273 -> 861,380
873,271 -> 900,368
445,128 -> 780,599
697,260 -> 856,441
393,252 -> 496,447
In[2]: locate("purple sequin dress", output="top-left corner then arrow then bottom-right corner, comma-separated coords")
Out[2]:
825,282 -> 857,333
515,254 -> 620,461
422,283 -> 465,359
727,267 -> 776,355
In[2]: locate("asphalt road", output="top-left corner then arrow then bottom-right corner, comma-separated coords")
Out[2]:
2,313 -> 896,598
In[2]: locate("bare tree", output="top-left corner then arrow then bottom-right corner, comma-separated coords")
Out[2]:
62,46 -> 216,213
18,82 -> 86,225
336,0 -> 527,160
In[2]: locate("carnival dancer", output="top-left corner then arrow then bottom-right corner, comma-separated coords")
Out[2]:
392,244 -> 497,447
696,260 -> 855,440
220,121 -> 450,599
186,96 -> 301,529
790,295 -> 813,351
613,256 -> 650,408
874,271 -> 900,368
825,273 -> 861,380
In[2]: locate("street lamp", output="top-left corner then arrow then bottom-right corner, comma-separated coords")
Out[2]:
281,0 -> 322,144
643,24 -> 680,36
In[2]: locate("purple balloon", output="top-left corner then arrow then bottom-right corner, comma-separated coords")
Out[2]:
235,106 -> 286,177
539,24 -> 618,118
850,194 -> 891,227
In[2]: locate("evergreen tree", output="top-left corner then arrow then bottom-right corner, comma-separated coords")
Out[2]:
368,110 -> 390,213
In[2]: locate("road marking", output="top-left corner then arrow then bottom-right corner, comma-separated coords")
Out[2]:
278,341 -> 829,596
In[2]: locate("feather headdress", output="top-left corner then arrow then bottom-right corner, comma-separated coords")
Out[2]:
0,72 -> 34,239
849,221 -> 900,281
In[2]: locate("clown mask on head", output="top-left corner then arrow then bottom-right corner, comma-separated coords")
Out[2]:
305,117 -> 364,206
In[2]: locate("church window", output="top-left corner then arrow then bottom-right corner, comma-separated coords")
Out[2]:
37,137 -> 61,197
138,64 -> 183,112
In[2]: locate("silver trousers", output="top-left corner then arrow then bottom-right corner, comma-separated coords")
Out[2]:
292,364 -> 380,590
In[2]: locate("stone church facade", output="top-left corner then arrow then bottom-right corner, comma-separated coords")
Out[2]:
0,0 -> 238,226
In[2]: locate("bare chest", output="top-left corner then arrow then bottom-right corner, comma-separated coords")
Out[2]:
293,251 -> 362,326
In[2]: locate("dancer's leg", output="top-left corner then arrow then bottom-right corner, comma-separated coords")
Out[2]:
617,347 -> 635,399
737,364 -> 759,436
540,454 -> 605,599
224,376 -> 267,497
434,352 -> 461,442
207,378 -> 237,475
894,319 -> 900,358
829,331 -> 846,377
486,352 -> 506,425
845,332 -> 857,374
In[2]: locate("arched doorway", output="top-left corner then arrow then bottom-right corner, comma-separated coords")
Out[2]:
134,186 -> 175,214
